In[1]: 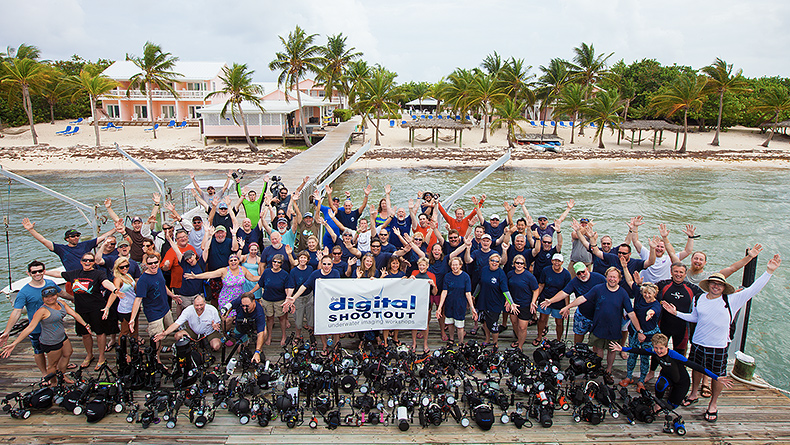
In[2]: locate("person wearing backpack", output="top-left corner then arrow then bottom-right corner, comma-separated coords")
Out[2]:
661,253 -> 781,423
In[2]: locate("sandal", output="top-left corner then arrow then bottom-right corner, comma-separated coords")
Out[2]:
619,378 -> 633,387
441,333 -> 449,342
532,338 -> 542,347
94,361 -> 106,372
423,347 -> 430,354
704,409 -> 718,423
417,333 -> 424,339
79,356 -> 95,369
681,396 -> 699,407
104,341 -> 116,352
701,383 -> 712,398
510,341 -> 519,349
469,327 -> 478,336
66,363 -> 77,370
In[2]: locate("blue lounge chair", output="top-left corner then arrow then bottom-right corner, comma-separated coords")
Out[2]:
111,122 -> 123,130
539,121 -> 546,127
56,125 -> 72,135
64,126 -> 79,136
166,119 -> 176,128
144,123 -> 160,132
427,115 -> 433,120
420,115 -> 426,119
589,122 -> 598,128
69,118 -> 83,124
550,121 -> 556,127
100,123 -> 113,131
175,121 -> 187,129
389,120 -> 395,128
559,121 -> 568,128
401,120 -> 407,125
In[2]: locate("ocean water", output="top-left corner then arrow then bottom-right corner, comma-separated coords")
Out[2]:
1,166 -> 788,390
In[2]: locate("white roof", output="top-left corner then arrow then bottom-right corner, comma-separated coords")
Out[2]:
102,61 -> 227,81
198,96 -> 329,115
405,97 -> 439,106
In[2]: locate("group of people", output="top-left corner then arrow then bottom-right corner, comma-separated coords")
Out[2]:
1,171 -> 782,423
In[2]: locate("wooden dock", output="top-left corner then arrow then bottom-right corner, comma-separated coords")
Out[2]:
1,314 -> 789,444
246,117 -> 362,211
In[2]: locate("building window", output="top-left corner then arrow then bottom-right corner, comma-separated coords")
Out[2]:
134,105 -> 148,119
187,82 -> 205,91
188,105 -> 203,119
162,105 -> 176,119
107,105 -> 120,119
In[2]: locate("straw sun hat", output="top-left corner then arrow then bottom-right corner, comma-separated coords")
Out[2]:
699,272 -> 736,294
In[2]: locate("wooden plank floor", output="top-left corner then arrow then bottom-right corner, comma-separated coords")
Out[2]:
1,312 -> 789,445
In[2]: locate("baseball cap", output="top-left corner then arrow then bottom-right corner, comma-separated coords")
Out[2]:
218,202 -> 229,209
579,218 -> 590,223
214,225 -> 227,232
481,234 -> 492,240
304,212 -> 313,218
490,214 -> 501,221
192,215 -> 203,222
552,253 -> 564,262
131,216 -> 143,223
573,262 -> 587,274
277,218 -> 288,225
64,229 -> 81,239
332,197 -> 340,202
182,250 -> 196,260
537,215 -> 548,220
117,240 -> 130,248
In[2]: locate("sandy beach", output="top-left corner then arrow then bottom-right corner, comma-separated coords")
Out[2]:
1,117 -> 789,172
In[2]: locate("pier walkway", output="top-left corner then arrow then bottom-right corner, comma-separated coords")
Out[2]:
246,116 -> 362,211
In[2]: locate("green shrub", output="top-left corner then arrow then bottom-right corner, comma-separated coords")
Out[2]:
333,109 -> 353,122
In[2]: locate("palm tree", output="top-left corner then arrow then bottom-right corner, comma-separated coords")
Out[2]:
40,67 -> 74,124
581,90 -> 623,149
126,42 -> 180,139
554,83 -> 588,144
702,58 -> 751,146
490,97 -> 526,148
536,58 -> 570,136
443,68 -> 476,121
1,43 -> 41,62
410,81 -> 432,111
568,43 -> 613,135
651,74 -> 708,153
481,51 -> 504,77
1,57 -> 48,144
752,86 -> 790,147
269,25 -> 323,147
69,65 -> 119,147
470,71 -> 507,143
500,57 -> 535,105
354,67 -> 400,146
316,33 -> 361,108
342,59 -> 370,108
205,63 -> 265,152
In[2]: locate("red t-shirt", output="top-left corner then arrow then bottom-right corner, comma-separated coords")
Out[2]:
162,245 -> 197,289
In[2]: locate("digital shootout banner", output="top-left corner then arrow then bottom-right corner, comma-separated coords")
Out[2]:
314,278 -> 430,335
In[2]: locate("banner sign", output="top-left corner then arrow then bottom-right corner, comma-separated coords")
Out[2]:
314,278 -> 430,335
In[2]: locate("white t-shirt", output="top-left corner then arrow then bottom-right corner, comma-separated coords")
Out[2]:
175,304 -> 220,336
639,246 -> 671,283
677,272 -> 771,348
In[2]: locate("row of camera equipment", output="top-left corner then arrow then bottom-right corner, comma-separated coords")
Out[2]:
2,335 -> 685,435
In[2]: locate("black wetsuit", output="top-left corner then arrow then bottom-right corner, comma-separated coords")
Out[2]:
624,346 -> 718,407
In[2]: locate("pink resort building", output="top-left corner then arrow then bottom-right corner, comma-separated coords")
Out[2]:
98,61 -> 228,122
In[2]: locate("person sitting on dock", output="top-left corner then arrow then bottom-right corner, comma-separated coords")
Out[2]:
0,261 -> 72,378
22,218 -> 120,271
661,253 -> 781,423
153,296 -> 222,351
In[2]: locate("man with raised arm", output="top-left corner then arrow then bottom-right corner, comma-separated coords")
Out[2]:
22,218 -> 119,271
105,194 -> 161,262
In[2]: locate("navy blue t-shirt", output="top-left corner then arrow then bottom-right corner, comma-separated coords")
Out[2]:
331,260 -> 349,278
230,297 -> 266,333
261,244 -> 291,272
336,209 -> 361,231
259,268 -> 289,302
387,217 -> 412,249
379,243 -> 397,254
235,227 -> 262,255
585,283 -> 633,340
429,258 -> 451,293
207,237 -> 233,271
53,239 -> 98,271
477,267 -> 509,313
539,266 -> 572,309
373,251 -> 393,271
304,269 -> 342,292
287,265 -> 314,291
631,283 -> 662,333
135,270 -> 171,321
507,269 -> 539,307
532,247 -> 557,282
505,245 -> 533,273
562,271 -> 606,320
179,257 -> 206,296
442,271 -> 472,320
483,221 -> 505,241
602,252 -> 646,285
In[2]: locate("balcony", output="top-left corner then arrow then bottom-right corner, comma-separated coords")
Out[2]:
101,89 -> 208,101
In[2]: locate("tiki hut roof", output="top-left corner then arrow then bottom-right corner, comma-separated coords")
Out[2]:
620,120 -> 683,132
760,119 -> 790,128
401,119 -> 472,130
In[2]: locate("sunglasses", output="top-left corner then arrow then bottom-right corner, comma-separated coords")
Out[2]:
272,260 -> 282,264
119,265 -> 130,269
617,251 -> 629,255
514,262 -> 525,265
81,258 -> 95,263
147,260 -> 160,265
30,269 -> 45,274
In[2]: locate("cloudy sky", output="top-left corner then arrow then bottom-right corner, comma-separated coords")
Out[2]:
5,0 -> 789,83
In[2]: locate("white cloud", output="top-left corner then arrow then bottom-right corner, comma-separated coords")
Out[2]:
1,0 -> 787,83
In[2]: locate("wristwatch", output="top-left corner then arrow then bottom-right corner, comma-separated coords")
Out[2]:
637,329 -> 644,334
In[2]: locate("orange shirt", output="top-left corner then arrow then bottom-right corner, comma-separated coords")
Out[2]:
162,245 -> 197,289
438,203 -> 478,237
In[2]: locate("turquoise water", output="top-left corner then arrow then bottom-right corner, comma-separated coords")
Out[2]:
1,166 -> 788,390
